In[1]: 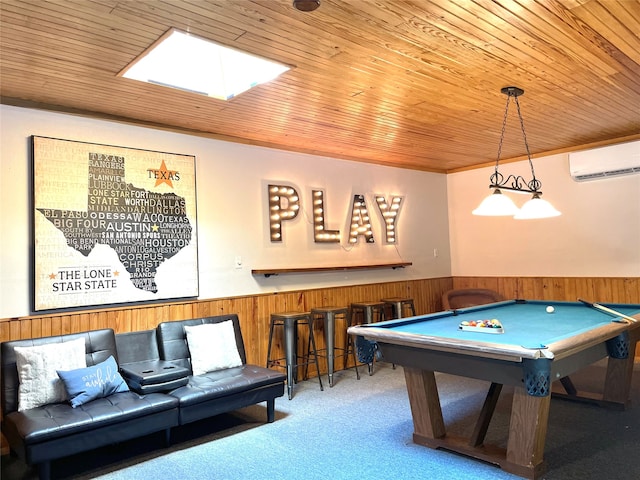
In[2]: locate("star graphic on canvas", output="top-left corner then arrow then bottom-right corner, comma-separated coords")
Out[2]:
152,224 -> 159,232
49,272 -> 56,279
154,160 -> 178,188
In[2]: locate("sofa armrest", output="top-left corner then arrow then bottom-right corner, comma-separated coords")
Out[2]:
120,360 -> 189,394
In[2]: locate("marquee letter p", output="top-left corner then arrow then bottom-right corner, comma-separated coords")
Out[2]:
268,184 -> 300,242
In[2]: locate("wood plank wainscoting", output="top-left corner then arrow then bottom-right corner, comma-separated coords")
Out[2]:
1,276 -> 639,454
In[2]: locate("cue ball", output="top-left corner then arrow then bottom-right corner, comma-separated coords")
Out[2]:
546,306 -> 555,313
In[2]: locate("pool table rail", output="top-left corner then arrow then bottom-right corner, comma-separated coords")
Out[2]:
348,317 -> 633,363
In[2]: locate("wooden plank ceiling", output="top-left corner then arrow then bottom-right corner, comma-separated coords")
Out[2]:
1,0 -> 639,172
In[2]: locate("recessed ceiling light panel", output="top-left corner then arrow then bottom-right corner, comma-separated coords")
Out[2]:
119,28 -> 290,100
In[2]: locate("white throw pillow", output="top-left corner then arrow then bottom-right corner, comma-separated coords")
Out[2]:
15,338 -> 87,411
184,322 -> 243,375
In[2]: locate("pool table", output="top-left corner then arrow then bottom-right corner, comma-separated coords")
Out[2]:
347,299 -> 640,479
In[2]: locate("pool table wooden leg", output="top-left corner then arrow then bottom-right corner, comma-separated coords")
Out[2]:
504,386 -> 550,478
602,355 -> 635,407
469,382 -> 502,447
404,367 -> 551,479
403,367 -> 446,439
603,326 -> 639,407
553,329 -> 638,410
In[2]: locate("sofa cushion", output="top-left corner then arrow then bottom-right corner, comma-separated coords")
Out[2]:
156,316 -> 248,373
57,356 -> 129,408
14,338 -> 86,411
184,322 -> 243,375
4,391 -> 179,445
115,330 -> 161,364
167,364 -> 287,407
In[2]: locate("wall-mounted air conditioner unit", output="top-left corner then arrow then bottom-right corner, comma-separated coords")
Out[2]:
569,140 -> 640,181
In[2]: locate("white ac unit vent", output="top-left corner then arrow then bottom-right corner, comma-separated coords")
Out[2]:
569,140 -> 640,181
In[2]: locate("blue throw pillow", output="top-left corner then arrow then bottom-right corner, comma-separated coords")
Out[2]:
57,355 -> 129,408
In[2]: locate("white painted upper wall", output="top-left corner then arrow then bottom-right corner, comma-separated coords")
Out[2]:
3,105 -> 638,319
447,152 -> 640,277
0,105 -> 451,318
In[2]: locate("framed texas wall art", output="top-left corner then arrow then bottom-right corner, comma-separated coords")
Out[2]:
32,136 -> 199,312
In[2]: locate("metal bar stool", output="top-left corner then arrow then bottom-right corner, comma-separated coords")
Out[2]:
380,298 -> 415,371
310,306 -> 360,387
381,297 -> 416,319
266,311 -> 324,399
349,301 -> 386,375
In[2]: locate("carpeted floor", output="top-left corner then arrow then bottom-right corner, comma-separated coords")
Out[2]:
3,361 -> 640,480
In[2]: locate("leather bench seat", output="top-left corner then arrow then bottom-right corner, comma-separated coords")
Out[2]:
4,391 -> 178,445
169,364 -> 287,405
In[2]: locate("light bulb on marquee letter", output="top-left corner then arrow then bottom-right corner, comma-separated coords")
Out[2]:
375,195 -> 403,244
268,184 -> 300,242
348,194 -> 374,244
312,189 -> 340,243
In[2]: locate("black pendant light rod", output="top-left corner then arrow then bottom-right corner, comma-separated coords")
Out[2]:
489,86 -> 542,195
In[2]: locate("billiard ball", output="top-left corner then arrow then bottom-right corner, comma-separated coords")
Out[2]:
546,306 -> 555,313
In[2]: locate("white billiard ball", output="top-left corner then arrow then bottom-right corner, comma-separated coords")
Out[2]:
546,306 -> 555,314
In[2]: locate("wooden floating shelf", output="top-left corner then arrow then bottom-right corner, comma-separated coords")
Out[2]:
251,262 -> 412,278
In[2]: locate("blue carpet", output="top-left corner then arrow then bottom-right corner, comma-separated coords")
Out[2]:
94,364 -> 520,480
3,361 -> 640,479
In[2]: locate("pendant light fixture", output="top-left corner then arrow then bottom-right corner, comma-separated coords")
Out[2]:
473,87 -> 561,219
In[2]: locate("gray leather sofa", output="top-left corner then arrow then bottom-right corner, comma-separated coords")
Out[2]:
1,314 -> 286,480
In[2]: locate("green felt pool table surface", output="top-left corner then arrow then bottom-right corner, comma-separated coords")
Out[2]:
351,300 -> 640,361
384,300 -> 640,351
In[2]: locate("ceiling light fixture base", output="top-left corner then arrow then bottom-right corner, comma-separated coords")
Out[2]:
293,0 -> 320,12
500,86 -> 524,97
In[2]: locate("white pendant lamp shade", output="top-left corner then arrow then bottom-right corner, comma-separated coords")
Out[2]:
472,189 -> 520,216
514,194 -> 561,219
